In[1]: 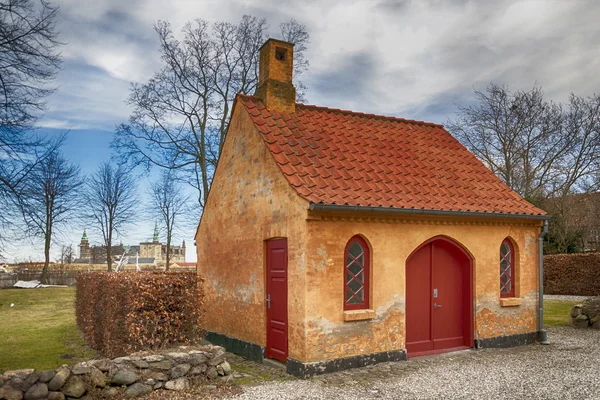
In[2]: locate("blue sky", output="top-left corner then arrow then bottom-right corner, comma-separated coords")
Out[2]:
7,0 -> 600,262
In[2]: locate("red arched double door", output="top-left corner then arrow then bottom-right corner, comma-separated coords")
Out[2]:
405,237 -> 473,356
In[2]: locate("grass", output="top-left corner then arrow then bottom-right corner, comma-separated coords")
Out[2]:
544,299 -> 580,327
0,287 -> 96,373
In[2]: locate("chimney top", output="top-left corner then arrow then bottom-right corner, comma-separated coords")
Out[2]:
255,38 -> 296,113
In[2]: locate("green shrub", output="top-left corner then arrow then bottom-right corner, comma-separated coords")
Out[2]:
76,272 -> 203,358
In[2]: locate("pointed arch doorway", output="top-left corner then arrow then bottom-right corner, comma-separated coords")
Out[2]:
405,236 -> 473,356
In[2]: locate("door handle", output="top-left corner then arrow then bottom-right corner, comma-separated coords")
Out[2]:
434,303 -> 442,308
266,294 -> 271,309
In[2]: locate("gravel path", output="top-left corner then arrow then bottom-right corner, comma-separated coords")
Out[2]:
227,327 -> 600,400
544,294 -> 590,302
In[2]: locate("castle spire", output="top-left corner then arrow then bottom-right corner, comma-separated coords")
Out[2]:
153,222 -> 159,243
81,229 -> 88,241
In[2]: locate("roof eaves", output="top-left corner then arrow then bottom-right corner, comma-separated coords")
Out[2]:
308,203 -> 549,221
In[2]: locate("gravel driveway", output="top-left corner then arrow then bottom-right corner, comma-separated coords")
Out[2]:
227,327 -> 599,400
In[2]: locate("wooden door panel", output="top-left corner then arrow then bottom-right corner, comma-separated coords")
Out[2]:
266,239 -> 288,363
406,243 -> 433,353
432,240 -> 464,349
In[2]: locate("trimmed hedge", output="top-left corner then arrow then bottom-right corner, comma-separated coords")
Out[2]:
76,272 -> 203,358
544,253 -> 600,296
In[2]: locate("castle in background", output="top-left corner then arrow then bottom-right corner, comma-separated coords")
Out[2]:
76,224 -> 186,265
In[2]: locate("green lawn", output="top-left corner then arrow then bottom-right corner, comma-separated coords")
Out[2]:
544,299 -> 579,327
0,287 -> 96,373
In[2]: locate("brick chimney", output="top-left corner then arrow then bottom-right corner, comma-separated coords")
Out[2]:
255,38 -> 296,113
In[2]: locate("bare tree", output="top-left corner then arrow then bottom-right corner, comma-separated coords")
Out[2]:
19,148 -> 82,283
0,0 -> 62,252
112,15 -> 310,207
447,84 -> 600,201
85,163 -> 137,272
58,244 -> 74,265
149,171 -> 190,270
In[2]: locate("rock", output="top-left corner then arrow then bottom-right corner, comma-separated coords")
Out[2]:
570,304 -> 583,318
208,349 -> 226,366
582,297 -> 600,317
89,367 -> 106,388
90,359 -> 114,373
166,352 -> 190,362
113,356 -> 131,363
170,364 -> 191,379
71,363 -> 91,375
164,378 -> 189,391
3,369 -> 34,381
189,353 -> 208,365
110,369 -> 139,386
153,382 -> 163,390
130,360 -> 149,369
190,365 -> 207,375
0,384 -> 24,400
206,366 -> 219,380
141,370 -> 168,381
573,314 -> 589,328
142,355 -> 164,362
19,372 -> 39,392
220,361 -> 231,375
47,391 -> 65,400
23,383 -> 48,400
149,360 -> 172,370
124,383 -> 152,398
48,367 -> 70,391
207,385 -> 217,390
104,387 -> 120,397
62,376 -> 86,398
38,370 -> 56,383
217,365 -> 224,376
592,320 -> 600,330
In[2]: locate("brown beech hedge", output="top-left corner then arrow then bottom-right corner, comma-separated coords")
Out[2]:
76,272 -> 203,358
544,253 -> 600,296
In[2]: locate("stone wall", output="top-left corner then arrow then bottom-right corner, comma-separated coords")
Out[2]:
0,345 -> 229,399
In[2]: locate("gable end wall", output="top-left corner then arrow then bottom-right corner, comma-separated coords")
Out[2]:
196,103 -> 309,360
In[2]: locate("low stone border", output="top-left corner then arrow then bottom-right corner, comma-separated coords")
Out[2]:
571,298 -> 600,329
0,345 -> 230,399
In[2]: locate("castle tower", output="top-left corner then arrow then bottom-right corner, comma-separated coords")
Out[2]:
79,229 -> 90,259
153,222 -> 159,244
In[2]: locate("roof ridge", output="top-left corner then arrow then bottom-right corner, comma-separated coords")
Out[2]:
296,103 -> 444,128
237,93 -> 444,128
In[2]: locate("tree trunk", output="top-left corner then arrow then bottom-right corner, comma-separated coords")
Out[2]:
41,229 -> 51,284
166,235 -> 171,272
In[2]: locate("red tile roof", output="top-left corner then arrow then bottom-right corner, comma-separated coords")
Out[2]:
238,94 -> 545,217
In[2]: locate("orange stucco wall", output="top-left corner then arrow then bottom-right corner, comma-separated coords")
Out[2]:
302,213 -> 542,362
196,103 -> 309,360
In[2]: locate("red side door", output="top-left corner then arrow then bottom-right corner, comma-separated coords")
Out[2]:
266,238 -> 288,362
406,239 -> 471,356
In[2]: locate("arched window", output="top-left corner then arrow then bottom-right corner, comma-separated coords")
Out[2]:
500,239 -> 515,298
344,236 -> 370,310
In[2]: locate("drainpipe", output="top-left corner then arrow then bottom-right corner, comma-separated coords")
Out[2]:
537,220 -> 549,345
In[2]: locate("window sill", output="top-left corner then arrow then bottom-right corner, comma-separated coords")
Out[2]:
500,297 -> 522,307
344,309 -> 375,322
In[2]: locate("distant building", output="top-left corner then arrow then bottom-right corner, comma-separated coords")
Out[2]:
74,224 -> 186,264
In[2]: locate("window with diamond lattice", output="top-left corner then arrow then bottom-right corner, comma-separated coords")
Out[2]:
344,236 -> 370,310
500,239 -> 515,298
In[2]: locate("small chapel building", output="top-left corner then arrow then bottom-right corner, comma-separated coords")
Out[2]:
196,38 -> 548,377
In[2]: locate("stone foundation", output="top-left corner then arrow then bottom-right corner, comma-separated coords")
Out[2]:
0,345 -> 229,399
